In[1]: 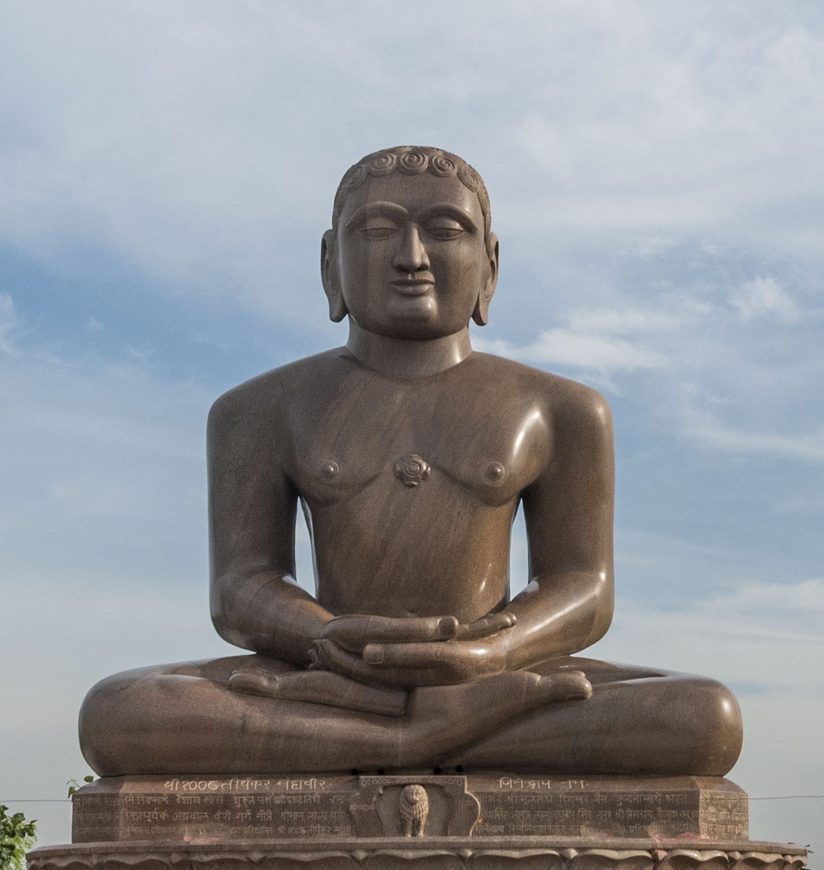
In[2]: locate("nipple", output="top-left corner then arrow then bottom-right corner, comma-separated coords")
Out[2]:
484,461 -> 506,486
321,460 -> 339,480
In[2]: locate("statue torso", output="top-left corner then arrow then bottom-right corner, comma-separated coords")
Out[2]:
243,350 -> 561,622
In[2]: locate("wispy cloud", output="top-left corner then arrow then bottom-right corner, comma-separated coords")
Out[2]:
480,265 -> 822,464
682,408 -> 824,464
476,302 -> 691,374
0,292 -> 20,353
594,577 -> 824,692
477,328 -> 665,372
730,277 -> 798,320
566,308 -> 682,334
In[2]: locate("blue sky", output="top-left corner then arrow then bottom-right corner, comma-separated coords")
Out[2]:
1,0 -> 822,855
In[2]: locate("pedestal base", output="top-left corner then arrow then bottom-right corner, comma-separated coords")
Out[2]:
28,774 -> 807,870
28,837 -> 808,870
65,773 -> 751,842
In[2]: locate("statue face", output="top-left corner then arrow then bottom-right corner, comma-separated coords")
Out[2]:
324,172 -> 497,340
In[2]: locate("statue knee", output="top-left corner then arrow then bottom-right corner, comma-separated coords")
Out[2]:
79,674 -> 126,775
79,668 -> 164,776
686,678 -> 743,775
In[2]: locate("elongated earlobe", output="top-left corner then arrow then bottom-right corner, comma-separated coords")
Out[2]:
321,229 -> 348,323
472,234 -> 499,327
328,289 -> 347,323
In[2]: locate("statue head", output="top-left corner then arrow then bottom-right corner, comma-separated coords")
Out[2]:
322,146 -> 499,335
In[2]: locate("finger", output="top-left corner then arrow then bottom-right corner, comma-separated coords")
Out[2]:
456,612 -> 517,640
316,639 -> 374,679
321,614 -> 458,651
316,640 -> 440,688
545,669 -> 593,701
269,671 -> 408,717
228,668 -> 278,698
363,640 -> 500,683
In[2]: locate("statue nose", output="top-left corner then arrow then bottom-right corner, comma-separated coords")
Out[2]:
393,226 -> 430,273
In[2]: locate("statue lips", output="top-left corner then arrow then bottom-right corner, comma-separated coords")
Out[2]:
390,276 -> 435,296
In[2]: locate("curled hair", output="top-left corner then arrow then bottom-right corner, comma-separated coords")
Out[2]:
332,146 -> 492,240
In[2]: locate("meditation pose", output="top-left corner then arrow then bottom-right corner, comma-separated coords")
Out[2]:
80,146 -> 742,777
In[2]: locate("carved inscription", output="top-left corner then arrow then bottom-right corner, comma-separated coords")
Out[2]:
72,777 -> 353,842
471,776 -> 747,839
700,790 -> 749,839
72,774 -> 748,844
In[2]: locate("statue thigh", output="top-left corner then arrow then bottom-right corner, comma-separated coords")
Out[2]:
78,654 -> 742,778
450,656 -> 743,776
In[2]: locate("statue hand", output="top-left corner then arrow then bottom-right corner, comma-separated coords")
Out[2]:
320,612 -> 516,653
454,612 -> 517,640
320,613 -> 460,653
314,613 -> 518,688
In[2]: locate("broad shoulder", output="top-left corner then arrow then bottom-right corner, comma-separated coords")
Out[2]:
468,352 -> 611,429
208,348 -> 346,430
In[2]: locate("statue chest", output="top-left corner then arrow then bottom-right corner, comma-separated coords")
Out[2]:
286,387 -> 549,509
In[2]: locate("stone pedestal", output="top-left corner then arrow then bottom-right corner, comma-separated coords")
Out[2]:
28,773 -> 807,870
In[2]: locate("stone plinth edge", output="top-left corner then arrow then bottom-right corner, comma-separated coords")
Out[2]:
28,838 -> 808,870
69,773 -> 750,843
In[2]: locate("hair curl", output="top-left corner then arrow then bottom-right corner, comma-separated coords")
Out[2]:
332,146 -> 492,240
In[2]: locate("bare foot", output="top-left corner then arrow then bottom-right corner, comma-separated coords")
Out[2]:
229,666 -> 408,717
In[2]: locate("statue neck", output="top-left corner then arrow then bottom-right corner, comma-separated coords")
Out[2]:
345,322 -> 473,379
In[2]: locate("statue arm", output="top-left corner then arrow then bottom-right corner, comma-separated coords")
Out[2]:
502,385 -> 615,669
207,388 -> 333,667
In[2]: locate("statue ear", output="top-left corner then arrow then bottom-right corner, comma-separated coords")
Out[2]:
472,234 -> 499,327
321,229 -> 347,323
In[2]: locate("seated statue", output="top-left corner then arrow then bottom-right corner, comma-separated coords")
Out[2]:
80,146 -> 742,777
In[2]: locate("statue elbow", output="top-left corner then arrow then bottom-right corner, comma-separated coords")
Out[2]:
588,572 -> 614,645
210,610 -> 236,646
209,575 -> 248,650
211,614 -> 254,652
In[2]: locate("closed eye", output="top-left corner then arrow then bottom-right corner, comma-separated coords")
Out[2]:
358,221 -> 398,240
426,221 -> 464,241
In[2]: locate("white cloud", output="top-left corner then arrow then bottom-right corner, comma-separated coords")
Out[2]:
730,277 -> 798,320
710,577 -> 824,617
482,268 -> 822,463
592,578 -> 824,692
772,492 -> 824,514
565,308 -> 682,334
522,329 -> 665,370
476,330 -> 664,373
0,292 -> 19,353
476,305 -> 680,372
683,408 -> 824,464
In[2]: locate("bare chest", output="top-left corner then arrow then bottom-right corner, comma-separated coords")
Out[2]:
285,377 -> 550,508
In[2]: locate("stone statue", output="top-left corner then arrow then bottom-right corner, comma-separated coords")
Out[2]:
79,146 -> 742,777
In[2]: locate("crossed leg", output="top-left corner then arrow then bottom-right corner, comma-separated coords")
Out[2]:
79,654 -> 741,777
445,656 -> 742,775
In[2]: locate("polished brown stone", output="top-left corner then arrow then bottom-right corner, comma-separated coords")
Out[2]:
78,147 -> 742,780
69,774 -> 749,844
